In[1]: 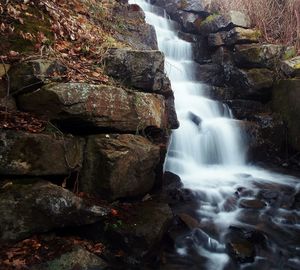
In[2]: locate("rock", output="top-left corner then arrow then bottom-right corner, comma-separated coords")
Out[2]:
239,199 -> 266,209
193,36 -> 211,64
233,44 -> 285,68
8,60 -> 66,95
240,115 -> 285,162
0,96 -> 17,111
0,180 -> 109,243
81,134 -> 161,200
31,247 -> 108,270
163,171 -> 183,190
227,241 -> 255,263
0,63 -> 10,78
103,49 -> 172,96
208,86 -> 235,100
178,213 -> 200,229
211,46 -> 233,65
225,66 -> 274,100
0,130 -> 84,176
280,56 -> 300,77
108,201 -> 172,256
194,63 -> 225,86
196,12 -> 251,36
18,83 -> 168,133
166,95 -> 180,129
208,27 -> 260,47
225,100 -> 265,119
272,79 -> 300,151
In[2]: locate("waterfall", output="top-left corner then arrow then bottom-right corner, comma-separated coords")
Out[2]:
129,1 -> 299,269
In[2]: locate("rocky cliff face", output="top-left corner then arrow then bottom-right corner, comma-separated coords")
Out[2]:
0,0 -> 177,268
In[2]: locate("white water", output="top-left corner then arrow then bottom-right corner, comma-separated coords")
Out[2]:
130,1 -> 300,269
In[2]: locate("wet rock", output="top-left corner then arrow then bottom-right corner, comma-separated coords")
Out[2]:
225,100 -> 265,120
208,86 -> 235,100
239,199 -> 266,209
81,134 -> 160,200
272,79 -> 300,151
225,66 -> 274,100
188,112 -> 202,126
193,36 -> 211,64
18,83 -> 168,133
0,180 -> 109,243
178,213 -> 200,229
233,44 -> 285,68
196,11 -> 251,36
8,60 -> 66,95
211,46 -> 233,65
31,246 -> 108,270
281,56 -> 300,77
0,130 -> 84,176
108,201 -> 172,257
227,241 -> 255,263
166,95 -> 180,129
103,49 -> 172,96
221,196 -> 238,211
235,187 -> 254,198
208,27 -> 260,47
194,63 -> 225,86
163,171 -> 183,190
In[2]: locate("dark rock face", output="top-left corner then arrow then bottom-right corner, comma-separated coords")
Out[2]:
81,134 -> 161,200
225,100 -> 265,119
0,181 -> 109,243
103,48 -> 172,96
8,60 -> 66,95
272,79 -> 300,151
18,83 -> 168,133
194,63 -> 225,86
0,130 -> 84,176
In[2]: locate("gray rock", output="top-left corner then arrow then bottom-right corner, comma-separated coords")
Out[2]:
31,247 -> 108,270
81,134 -> 161,200
103,48 -> 172,96
18,83 -> 168,132
0,130 -> 84,176
0,181 -> 109,243
194,63 -> 225,86
280,56 -> 300,77
233,44 -> 285,68
8,59 -> 66,95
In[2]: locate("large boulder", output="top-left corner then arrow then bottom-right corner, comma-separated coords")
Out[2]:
225,66 -> 274,100
0,130 -> 84,176
225,100 -> 265,120
18,83 -> 168,132
208,27 -> 260,47
196,11 -> 251,36
81,134 -> 161,200
280,56 -> 300,77
0,180 -> 109,243
31,247 -> 108,270
240,114 -> 285,162
106,201 -> 172,257
233,44 -> 285,68
8,60 -> 66,95
194,63 -> 225,86
272,79 -> 300,151
103,49 -> 172,96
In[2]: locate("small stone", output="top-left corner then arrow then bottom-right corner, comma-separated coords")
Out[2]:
239,199 -> 266,209
227,241 -> 256,263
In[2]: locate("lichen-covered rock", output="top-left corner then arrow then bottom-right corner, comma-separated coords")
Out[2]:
208,27 -> 260,47
196,11 -> 251,36
0,181 -> 109,243
233,44 -> 285,68
225,66 -> 274,100
81,134 -> 161,200
31,247 -> 108,270
0,130 -> 84,176
280,56 -> 300,77
8,60 -> 66,95
272,79 -> 300,151
18,83 -> 168,132
103,49 -> 172,96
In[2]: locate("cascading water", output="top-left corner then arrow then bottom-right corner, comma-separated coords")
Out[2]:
130,1 -> 300,269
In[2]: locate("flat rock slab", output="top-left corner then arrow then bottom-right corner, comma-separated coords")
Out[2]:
0,180 -> 109,243
0,130 -> 84,176
81,134 -> 161,200
18,83 -> 167,133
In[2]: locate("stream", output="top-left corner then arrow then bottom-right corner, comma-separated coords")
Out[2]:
129,1 -> 300,269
